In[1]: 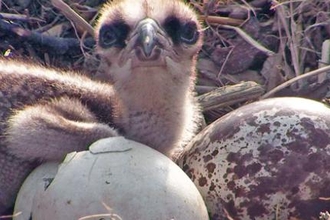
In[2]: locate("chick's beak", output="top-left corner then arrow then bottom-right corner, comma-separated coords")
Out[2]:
135,18 -> 162,60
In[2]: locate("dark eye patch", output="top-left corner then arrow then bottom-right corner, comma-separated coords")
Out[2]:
180,22 -> 199,44
163,16 -> 199,45
98,21 -> 130,48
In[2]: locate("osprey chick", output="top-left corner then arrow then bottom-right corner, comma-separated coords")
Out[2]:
0,0 -> 203,213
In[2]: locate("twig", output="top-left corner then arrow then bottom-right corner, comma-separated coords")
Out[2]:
274,0 -> 301,76
0,18 -> 95,56
240,0 -> 256,17
199,15 -> 244,26
220,24 -> 275,56
289,1 -> 301,76
260,65 -> 330,99
0,211 -> 21,219
196,85 -> 218,94
0,12 -> 44,22
217,46 -> 234,78
51,0 -> 94,37
198,81 -> 265,111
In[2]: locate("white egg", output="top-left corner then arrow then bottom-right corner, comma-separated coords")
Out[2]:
179,97 -> 330,219
14,162 -> 59,220
15,137 -> 208,220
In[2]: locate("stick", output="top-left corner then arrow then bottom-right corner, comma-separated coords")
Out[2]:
260,65 -> 330,99
198,81 -> 265,111
51,0 -> 94,37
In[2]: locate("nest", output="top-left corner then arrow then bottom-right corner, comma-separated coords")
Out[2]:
1,0 -> 330,124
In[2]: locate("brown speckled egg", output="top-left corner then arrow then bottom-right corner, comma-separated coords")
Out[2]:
179,97 -> 330,220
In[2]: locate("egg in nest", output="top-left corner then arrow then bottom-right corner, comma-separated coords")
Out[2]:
15,137 -> 209,220
179,97 -> 330,219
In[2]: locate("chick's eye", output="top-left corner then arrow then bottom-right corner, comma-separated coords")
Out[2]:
180,22 -> 199,44
163,16 -> 199,45
99,22 -> 130,48
100,29 -> 116,46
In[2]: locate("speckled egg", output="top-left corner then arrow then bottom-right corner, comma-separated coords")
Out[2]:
19,137 -> 209,220
179,97 -> 330,220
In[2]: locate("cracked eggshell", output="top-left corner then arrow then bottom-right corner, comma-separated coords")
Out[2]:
29,137 -> 209,220
14,162 -> 59,220
179,97 -> 330,220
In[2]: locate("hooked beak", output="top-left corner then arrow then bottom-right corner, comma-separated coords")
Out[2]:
135,18 -> 162,59
121,17 -> 177,68
137,18 -> 158,57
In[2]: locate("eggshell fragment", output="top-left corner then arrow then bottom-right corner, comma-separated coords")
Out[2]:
179,97 -> 330,220
17,137 -> 208,220
14,162 -> 59,220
